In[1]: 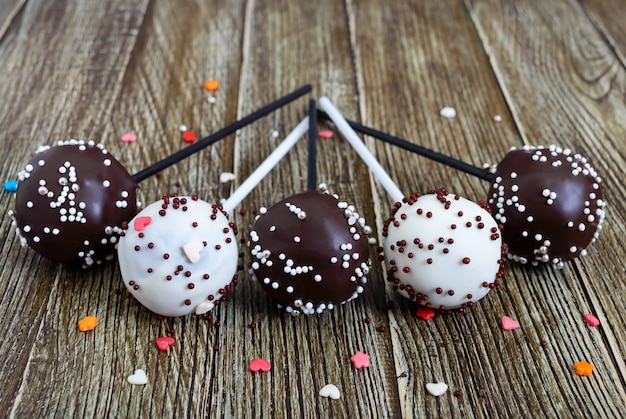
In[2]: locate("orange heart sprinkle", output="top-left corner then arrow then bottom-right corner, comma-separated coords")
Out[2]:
78,315 -> 98,332
204,80 -> 219,91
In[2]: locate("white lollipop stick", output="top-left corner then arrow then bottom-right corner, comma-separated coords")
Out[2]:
221,117 -> 309,214
319,97 -> 404,203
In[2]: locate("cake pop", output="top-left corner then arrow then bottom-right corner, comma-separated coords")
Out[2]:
248,100 -> 373,315
8,85 -> 312,267
320,97 -> 505,312
317,111 -> 605,269
117,117 -> 310,316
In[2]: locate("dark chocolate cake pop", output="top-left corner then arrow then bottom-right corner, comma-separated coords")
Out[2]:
488,145 -> 605,268
10,140 -> 138,266
248,185 -> 372,315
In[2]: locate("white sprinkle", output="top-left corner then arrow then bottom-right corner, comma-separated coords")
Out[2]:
439,106 -> 457,118
494,115 -> 502,122
271,130 -> 279,138
179,124 -> 188,132
219,172 -> 236,183
293,236 -> 301,243
578,223 -> 586,232
314,274 -> 322,282
271,282 -> 279,289
286,286 -> 294,293
207,96 -> 216,104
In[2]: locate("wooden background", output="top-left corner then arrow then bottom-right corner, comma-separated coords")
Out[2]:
1,0 -> 625,417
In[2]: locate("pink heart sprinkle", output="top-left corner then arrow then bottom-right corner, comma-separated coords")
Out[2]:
133,216 -> 152,232
156,337 -> 175,351
317,129 -> 334,139
583,313 -> 600,327
501,316 -> 520,330
249,358 -> 271,373
121,132 -> 138,143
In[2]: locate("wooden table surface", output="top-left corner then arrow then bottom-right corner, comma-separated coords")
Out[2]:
1,0 -> 625,417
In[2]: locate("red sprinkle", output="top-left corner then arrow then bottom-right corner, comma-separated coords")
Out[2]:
416,307 -> 436,321
155,336 -> 175,351
182,131 -> 198,143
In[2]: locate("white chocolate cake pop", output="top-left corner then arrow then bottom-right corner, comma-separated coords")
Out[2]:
319,96 -> 506,312
117,195 -> 239,317
383,189 -> 506,311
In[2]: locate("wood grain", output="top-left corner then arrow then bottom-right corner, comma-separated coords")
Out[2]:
0,0 -> 625,417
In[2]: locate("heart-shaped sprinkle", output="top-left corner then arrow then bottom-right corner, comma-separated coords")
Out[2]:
426,382 -> 448,396
317,129 -> 334,139
155,337 -> 175,351
583,313 -> 600,327
416,307 -> 436,321
77,315 -> 98,331
127,369 -> 147,385
121,132 -> 138,143
319,384 -> 340,399
182,131 -> 197,143
133,216 -> 152,232
183,241 -> 205,263
195,301 -> 215,315
501,315 -> 520,330
249,358 -> 271,373
350,351 -> 370,369
219,172 -> 236,183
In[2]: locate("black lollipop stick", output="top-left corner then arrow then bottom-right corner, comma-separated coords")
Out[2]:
133,84 -> 313,182
317,110 -> 493,182
307,99 -> 318,190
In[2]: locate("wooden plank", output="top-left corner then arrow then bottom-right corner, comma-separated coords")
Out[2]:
350,0 -> 626,416
0,0 -> 149,415
3,0 -> 248,416
212,0 -> 401,417
0,0 -> 26,40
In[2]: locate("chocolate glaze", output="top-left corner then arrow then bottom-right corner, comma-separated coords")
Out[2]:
488,145 -> 605,267
249,188 -> 371,315
11,140 -> 138,266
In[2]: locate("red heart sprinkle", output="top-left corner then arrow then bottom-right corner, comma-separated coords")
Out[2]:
133,216 -> 152,231
182,131 -> 197,143
156,337 -> 175,351
249,358 -> 271,372
416,307 -> 436,321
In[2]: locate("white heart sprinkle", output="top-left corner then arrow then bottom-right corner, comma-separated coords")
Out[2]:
439,106 -> 456,118
183,241 -> 205,263
127,369 -> 147,385
319,384 -> 340,400
195,301 -> 215,315
426,382 -> 448,396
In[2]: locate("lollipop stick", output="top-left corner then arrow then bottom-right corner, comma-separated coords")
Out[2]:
221,117 -> 309,214
307,99 -> 318,190
132,84 -> 312,183
317,109 -> 493,182
318,97 -> 404,203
